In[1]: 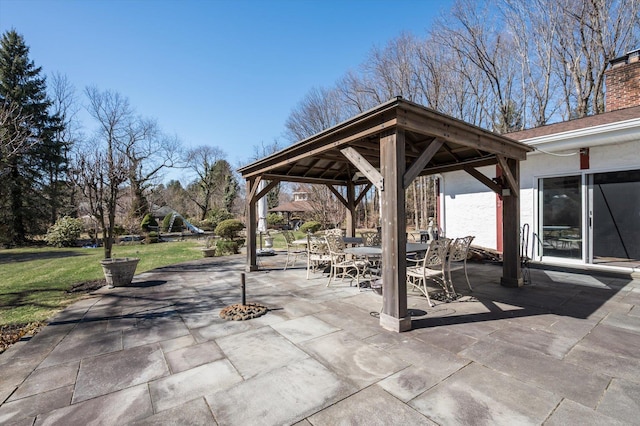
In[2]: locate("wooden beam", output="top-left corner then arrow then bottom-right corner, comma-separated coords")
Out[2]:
464,166 -> 502,194
355,182 -> 373,206
246,176 -> 262,206
242,117 -> 398,178
422,156 -> 498,175
496,155 -> 519,198
326,184 -> 348,208
403,138 -> 444,189
255,180 -> 279,201
398,109 -> 529,160
262,173 -> 347,186
340,147 -> 384,191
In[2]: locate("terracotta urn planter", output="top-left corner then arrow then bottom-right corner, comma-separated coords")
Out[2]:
100,257 -> 140,288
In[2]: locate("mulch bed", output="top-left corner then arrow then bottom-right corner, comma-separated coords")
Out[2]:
1,279 -> 106,354
0,322 -> 46,354
219,303 -> 268,321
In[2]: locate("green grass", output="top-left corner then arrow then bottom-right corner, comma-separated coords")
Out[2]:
0,240 -> 205,326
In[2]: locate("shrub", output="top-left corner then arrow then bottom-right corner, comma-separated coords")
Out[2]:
140,214 -> 158,232
299,221 -> 322,234
162,213 -> 183,232
45,216 -> 84,247
145,231 -> 159,244
215,239 -> 240,256
267,213 -> 285,227
113,224 -> 126,236
214,219 -> 245,240
208,208 -> 235,231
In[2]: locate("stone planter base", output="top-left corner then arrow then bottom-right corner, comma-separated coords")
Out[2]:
202,248 -> 216,257
100,257 -> 140,287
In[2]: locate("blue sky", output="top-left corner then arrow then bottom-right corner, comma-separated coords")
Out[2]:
1,0 -> 452,179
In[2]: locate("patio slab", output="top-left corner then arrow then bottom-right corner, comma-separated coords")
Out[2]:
72,343 -> 169,403
1,254 -> 639,425
308,385 -> 434,425
410,362 -> 560,425
206,357 -> 354,425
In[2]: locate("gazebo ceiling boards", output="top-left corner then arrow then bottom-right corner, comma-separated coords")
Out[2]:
239,97 -> 533,333
239,97 -> 531,189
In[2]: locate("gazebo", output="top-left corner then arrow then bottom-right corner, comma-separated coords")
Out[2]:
238,97 -> 533,332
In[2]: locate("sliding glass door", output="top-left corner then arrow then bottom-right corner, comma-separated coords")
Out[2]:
590,169 -> 640,265
539,175 -> 583,259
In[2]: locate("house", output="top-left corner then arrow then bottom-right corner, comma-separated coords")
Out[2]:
440,49 -> 640,273
269,192 -> 314,230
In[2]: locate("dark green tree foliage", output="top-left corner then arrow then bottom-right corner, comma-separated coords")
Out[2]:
0,30 -> 62,245
161,213 -> 183,232
267,185 -> 279,210
140,213 -> 158,232
223,173 -> 238,213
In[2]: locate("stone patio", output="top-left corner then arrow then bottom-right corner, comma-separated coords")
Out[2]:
0,253 -> 639,425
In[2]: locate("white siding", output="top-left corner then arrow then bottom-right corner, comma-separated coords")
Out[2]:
441,167 -> 497,248
443,137 -> 640,253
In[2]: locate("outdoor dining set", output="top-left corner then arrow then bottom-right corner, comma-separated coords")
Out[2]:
280,229 -> 475,307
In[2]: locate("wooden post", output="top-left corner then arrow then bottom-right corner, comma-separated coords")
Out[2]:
500,158 -> 523,287
379,130 -> 411,332
246,178 -> 258,272
345,181 -> 356,238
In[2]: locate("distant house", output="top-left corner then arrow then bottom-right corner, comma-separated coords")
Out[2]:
440,49 -> 640,273
150,204 -> 178,222
269,192 -> 314,229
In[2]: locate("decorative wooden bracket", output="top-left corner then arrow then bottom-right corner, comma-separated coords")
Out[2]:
403,138 -> 444,189
326,184 -> 348,208
496,156 -> 519,198
464,166 -> 502,194
340,147 -> 384,191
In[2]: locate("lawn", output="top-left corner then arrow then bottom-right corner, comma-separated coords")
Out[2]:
0,240 -> 206,327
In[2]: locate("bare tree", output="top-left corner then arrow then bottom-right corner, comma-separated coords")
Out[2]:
0,102 -> 34,178
433,0 -> 524,132
502,0 -> 560,126
336,70 -> 380,115
362,33 -> 422,103
48,72 -> 80,220
284,86 -> 346,142
550,0 -> 639,118
184,145 -> 229,220
120,121 -> 180,220
74,87 -> 133,259
306,184 -> 346,228
251,140 -> 283,209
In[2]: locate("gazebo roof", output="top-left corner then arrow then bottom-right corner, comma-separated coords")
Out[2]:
238,97 -> 533,185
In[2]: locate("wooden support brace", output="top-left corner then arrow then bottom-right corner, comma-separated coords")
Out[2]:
403,138 -> 444,189
254,180 -> 279,201
326,184 -> 348,208
340,147 -> 384,191
464,166 -> 502,194
355,182 -> 373,206
496,155 -> 519,198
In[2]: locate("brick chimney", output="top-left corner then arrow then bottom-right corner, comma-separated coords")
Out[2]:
605,49 -> 640,112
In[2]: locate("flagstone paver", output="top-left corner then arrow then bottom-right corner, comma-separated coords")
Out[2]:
1,254 -> 638,425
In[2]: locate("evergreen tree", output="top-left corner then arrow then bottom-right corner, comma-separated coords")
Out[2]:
0,30 -> 62,245
223,173 -> 238,213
